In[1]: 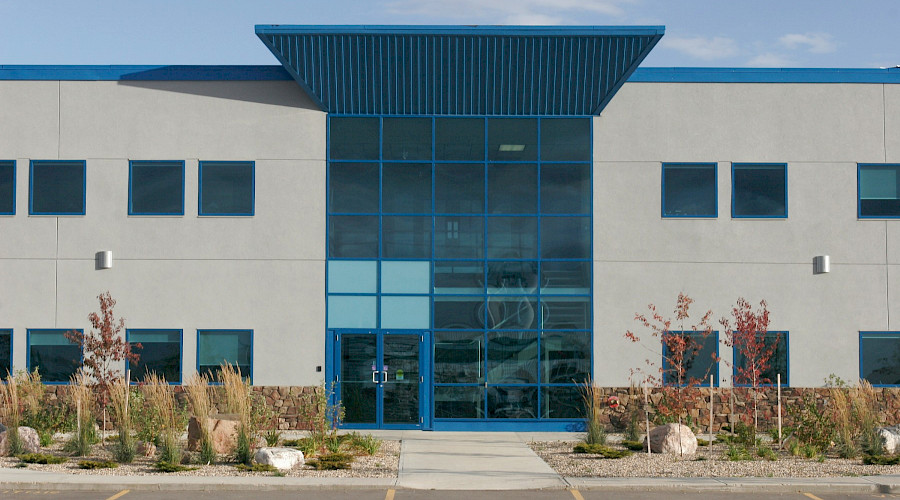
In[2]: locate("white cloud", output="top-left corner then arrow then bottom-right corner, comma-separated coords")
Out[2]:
661,36 -> 738,61
779,33 -> 837,54
746,53 -> 795,67
382,0 -> 633,23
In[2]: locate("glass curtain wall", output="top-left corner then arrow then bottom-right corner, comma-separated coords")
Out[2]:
328,116 -> 592,422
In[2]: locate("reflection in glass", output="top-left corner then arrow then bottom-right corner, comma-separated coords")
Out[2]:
541,331 -> 590,384
540,261 -> 590,295
382,216 -> 431,258
128,330 -> 181,383
434,331 -> 484,383
487,261 -> 538,295
541,216 -> 590,259
341,335 -> 377,424
383,118 -> 432,161
540,297 -> 590,330
540,118 -> 591,161
28,330 -> 82,383
861,333 -> 900,385
734,332 -> 788,386
662,332 -> 718,385
383,163 -> 431,213
435,163 -> 484,214
487,217 -> 537,259
860,165 -> 900,217
435,386 -> 484,418
328,163 -> 379,213
434,261 -> 484,295
330,117 -> 379,160
541,164 -> 590,214
486,298 -> 538,329
328,215 -> 379,258
663,164 -> 717,217
488,164 -> 537,213
0,330 -> 10,374
488,118 -> 537,161
488,386 -> 538,419
542,386 -> 582,418
434,297 -> 484,329
197,330 -> 251,381
733,164 -> 786,217
383,335 -> 420,424
435,216 -> 483,259
487,331 -> 538,383
436,118 -> 484,161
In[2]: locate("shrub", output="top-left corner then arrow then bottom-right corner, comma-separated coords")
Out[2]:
306,452 -> 353,470
299,381 -> 344,454
572,443 -> 632,459
284,437 -> 317,456
789,393 -> 834,452
347,432 -> 382,455
622,440 -> 645,451
578,381 -> 606,446
235,463 -> 277,472
863,454 -> 900,465
756,446 -> 777,461
799,444 -> 819,459
725,444 -> 753,461
264,429 -> 282,447
154,461 -> 198,473
24,403 -> 74,447
78,460 -> 118,469
17,453 -> 67,464
109,380 -> 136,463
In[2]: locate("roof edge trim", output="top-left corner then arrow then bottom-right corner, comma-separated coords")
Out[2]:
631,67 -> 900,83
0,65 -> 292,81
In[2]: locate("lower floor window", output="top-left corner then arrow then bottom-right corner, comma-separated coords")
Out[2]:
662,331 -> 719,386
128,329 -> 182,384
28,329 -> 82,383
733,331 -> 788,386
197,329 -> 252,382
0,329 -> 11,374
860,332 -> 900,385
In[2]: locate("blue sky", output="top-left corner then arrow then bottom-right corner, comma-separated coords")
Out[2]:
1,0 -> 897,68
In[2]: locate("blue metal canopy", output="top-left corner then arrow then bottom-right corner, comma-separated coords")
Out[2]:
255,25 -> 663,116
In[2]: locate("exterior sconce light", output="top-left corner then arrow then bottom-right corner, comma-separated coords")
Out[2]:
813,255 -> 830,274
97,251 -> 113,270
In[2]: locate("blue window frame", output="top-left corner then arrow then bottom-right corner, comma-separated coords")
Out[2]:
197,329 -> 252,382
662,331 -> 719,386
859,164 -> 900,218
0,161 -> 14,215
860,332 -> 900,386
129,161 -> 185,215
198,161 -> 254,216
732,331 -> 788,387
29,160 -> 86,215
732,163 -> 787,218
662,163 -> 717,218
0,329 -> 11,376
127,329 -> 182,384
27,329 -> 82,384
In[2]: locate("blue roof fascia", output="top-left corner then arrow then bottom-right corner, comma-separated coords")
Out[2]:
255,24 -> 666,36
631,67 -> 900,83
0,65 -> 292,81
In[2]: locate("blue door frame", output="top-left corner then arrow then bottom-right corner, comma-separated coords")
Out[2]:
327,329 -> 432,430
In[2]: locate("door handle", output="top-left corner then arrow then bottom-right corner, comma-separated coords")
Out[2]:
382,371 -> 388,383
372,371 -> 380,383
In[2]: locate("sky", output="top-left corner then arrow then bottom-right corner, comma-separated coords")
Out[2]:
0,0 -> 897,68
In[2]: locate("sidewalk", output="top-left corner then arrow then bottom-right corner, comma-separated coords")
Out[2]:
2,431 -> 900,493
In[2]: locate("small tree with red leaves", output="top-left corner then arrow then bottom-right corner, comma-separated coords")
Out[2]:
65,291 -> 140,433
625,293 -> 715,427
720,297 -> 778,435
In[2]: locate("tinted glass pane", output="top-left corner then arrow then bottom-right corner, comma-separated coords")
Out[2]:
487,331 -> 538,383
488,119 -> 537,161
328,163 -> 378,213
0,162 -> 14,214
197,330 -> 251,381
130,337 -> 181,383
436,118 -> 484,161
435,216 -> 483,259
487,217 -> 537,259
662,332 -> 718,385
734,332 -> 787,386
329,215 -> 378,258
860,165 -> 900,217
383,335 -> 420,424
434,386 -> 484,418
29,330 -> 80,383
488,164 -> 537,213
434,297 -> 484,329
542,332 -> 590,384
541,217 -> 590,259
199,162 -> 253,215
0,330 -> 11,374
541,164 -> 590,214
663,164 -> 716,217
383,163 -> 431,213
435,163 -> 484,214
328,261 -> 377,293
341,335 -> 377,423
540,119 -> 591,161
540,261 -> 590,295
488,386 -> 537,419
487,298 -> 538,330
733,164 -> 786,217
31,161 -> 85,214
542,386 -> 582,419
434,331 -> 484,383
330,117 -> 379,160
382,261 -> 430,294
541,297 -> 590,330
383,117 -> 432,161
130,161 -> 183,215
381,296 -> 430,329
382,216 -> 431,258
862,334 -> 900,385
434,261 -> 483,295
486,261 -> 538,295
328,296 -> 377,329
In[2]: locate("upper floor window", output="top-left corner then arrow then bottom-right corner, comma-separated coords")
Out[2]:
29,160 -> 86,215
859,164 -> 900,218
732,163 -> 787,218
733,331 -> 788,387
662,163 -> 717,218
28,329 -> 82,383
199,161 -> 254,216
127,329 -> 182,384
0,161 -> 14,215
129,161 -> 185,215
860,332 -> 900,385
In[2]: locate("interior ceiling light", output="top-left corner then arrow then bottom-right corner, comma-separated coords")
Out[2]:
499,144 -> 526,152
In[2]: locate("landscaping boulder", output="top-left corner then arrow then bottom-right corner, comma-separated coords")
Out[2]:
878,425 -> 900,453
187,414 -> 241,455
644,423 -> 697,455
254,447 -> 304,471
137,440 -> 157,457
0,422 -> 6,434
0,426 -> 41,454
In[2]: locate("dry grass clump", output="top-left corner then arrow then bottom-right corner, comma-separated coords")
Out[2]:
184,373 -> 215,464
830,380 -> 883,458
142,372 -> 182,464
219,362 -> 253,464
65,371 -> 98,456
108,379 -> 135,462
0,372 -> 24,455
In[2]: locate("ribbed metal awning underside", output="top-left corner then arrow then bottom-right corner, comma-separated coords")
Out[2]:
255,25 -> 663,116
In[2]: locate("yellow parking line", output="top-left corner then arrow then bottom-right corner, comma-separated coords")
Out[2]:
105,490 -> 130,500
571,490 -> 585,500
385,488 -> 396,500
802,493 -> 824,500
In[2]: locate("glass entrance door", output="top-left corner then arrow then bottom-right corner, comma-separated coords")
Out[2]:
335,331 -> 428,429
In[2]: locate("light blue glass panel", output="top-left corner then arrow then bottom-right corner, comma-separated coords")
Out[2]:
328,295 -> 377,328
381,261 -> 430,294
128,330 -> 180,343
381,296 -> 430,329
328,261 -> 377,293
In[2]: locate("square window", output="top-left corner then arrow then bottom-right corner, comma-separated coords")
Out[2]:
28,329 -> 82,383
328,163 -> 379,213
127,329 -> 182,383
197,330 -> 252,382
330,117 -> 379,160
733,331 -> 788,387
540,118 -> 591,162
662,331 -> 718,386
860,332 -> 900,385
199,161 -> 254,216
435,118 -> 484,161
0,161 -> 14,215
859,164 -> 900,218
29,160 -> 86,215
732,163 -> 787,218
129,161 -> 185,215
0,329 -> 11,375
662,163 -> 717,218
383,117 -> 432,161
488,118 -> 537,161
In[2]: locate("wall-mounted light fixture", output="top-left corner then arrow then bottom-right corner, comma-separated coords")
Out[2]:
813,255 -> 830,274
97,251 -> 113,270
